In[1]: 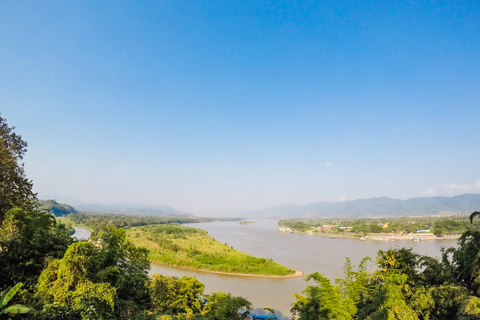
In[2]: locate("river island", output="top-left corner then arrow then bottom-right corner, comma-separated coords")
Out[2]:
126,224 -> 300,277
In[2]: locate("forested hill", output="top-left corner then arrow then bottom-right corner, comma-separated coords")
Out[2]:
39,200 -> 192,217
73,203 -> 192,216
242,194 -> 480,219
40,199 -> 78,216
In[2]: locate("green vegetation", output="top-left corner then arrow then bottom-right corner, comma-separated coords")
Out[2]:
66,211 -> 230,234
0,115 -> 253,319
239,220 -> 255,225
290,214 -> 480,319
0,283 -> 30,318
126,224 -> 296,276
64,212 -> 294,276
280,215 -> 480,237
6,114 -> 480,319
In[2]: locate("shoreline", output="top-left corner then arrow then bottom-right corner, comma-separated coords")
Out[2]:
150,261 -> 303,279
279,228 -> 461,241
70,225 -> 303,278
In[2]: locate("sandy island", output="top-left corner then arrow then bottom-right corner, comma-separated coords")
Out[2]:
150,261 -> 303,278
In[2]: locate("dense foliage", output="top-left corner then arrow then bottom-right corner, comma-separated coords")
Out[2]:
67,212 -> 225,235
127,224 -> 296,276
0,115 -> 38,220
0,117 -> 72,293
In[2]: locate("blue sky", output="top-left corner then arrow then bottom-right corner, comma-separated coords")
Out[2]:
1,1 -> 479,215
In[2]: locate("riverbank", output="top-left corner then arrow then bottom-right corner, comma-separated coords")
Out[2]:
150,261 -> 303,278
360,233 -> 461,241
279,228 -> 461,241
56,216 -> 91,231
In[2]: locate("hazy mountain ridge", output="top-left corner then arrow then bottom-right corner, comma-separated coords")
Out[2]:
40,200 -> 192,217
242,194 -> 480,219
39,199 -> 78,216
74,203 -> 192,217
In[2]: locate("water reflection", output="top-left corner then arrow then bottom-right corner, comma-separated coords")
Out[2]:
72,226 -> 91,240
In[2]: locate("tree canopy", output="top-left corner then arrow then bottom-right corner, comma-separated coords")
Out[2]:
0,115 -> 38,220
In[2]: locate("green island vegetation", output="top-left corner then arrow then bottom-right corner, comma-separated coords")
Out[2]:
279,215 -> 480,238
61,212 -> 294,276
4,114 -> 480,319
239,220 -> 255,225
125,224 -> 295,276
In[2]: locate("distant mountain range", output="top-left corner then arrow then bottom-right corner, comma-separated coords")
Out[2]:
241,194 -> 480,219
40,200 -> 192,217
73,203 -> 192,217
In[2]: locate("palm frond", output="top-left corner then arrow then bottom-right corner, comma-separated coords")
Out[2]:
0,304 -> 30,315
0,283 -> 22,309
470,211 -> 480,224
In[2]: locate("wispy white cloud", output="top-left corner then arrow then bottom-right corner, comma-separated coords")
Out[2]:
338,195 -> 347,202
425,187 -> 435,195
444,183 -> 468,190
325,161 -> 333,167
444,178 -> 480,191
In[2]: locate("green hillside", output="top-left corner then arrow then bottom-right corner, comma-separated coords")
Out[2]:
40,199 -> 78,216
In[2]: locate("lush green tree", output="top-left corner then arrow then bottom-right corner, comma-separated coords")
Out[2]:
0,115 -> 37,220
457,296 -> 480,319
358,274 -> 419,320
424,285 -> 469,320
92,227 -> 150,307
35,227 -> 150,319
375,248 -> 420,286
0,207 -> 72,290
335,257 -> 372,308
291,272 -> 354,320
36,242 -> 116,320
203,291 -> 251,320
150,274 -> 205,317
450,231 -> 480,293
0,116 -> 72,293
417,253 -> 455,288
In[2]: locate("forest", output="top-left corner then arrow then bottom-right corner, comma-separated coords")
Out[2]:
2,114 -> 480,319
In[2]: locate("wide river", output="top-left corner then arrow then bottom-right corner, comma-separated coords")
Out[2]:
74,220 -> 457,319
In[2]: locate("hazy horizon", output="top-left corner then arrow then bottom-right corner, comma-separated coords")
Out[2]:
2,1 -> 479,215
41,193 -> 480,217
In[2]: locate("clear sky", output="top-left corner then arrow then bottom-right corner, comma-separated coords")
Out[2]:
1,1 -> 479,215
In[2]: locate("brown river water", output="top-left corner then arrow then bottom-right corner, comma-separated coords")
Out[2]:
74,219 -> 457,319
